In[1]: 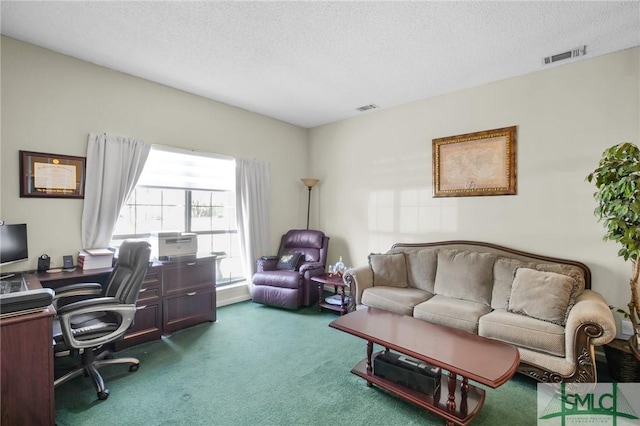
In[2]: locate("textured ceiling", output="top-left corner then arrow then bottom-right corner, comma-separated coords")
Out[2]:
1,1 -> 639,128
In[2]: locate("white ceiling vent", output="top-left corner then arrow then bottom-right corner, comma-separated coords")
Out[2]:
542,45 -> 587,65
356,104 -> 379,112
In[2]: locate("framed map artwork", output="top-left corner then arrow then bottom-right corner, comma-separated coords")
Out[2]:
432,126 -> 517,197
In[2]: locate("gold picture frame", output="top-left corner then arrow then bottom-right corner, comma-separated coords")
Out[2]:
20,150 -> 86,198
432,126 -> 517,197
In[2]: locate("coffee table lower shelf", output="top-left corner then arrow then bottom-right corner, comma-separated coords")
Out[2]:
351,357 -> 486,426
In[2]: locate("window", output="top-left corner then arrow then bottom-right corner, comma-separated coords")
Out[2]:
111,146 -> 244,287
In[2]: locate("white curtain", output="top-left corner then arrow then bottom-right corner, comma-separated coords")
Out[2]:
81,133 -> 151,249
235,158 -> 270,294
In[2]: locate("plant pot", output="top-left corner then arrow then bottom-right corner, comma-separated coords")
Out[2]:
603,338 -> 640,382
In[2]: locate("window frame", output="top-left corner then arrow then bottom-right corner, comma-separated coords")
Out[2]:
111,146 -> 243,287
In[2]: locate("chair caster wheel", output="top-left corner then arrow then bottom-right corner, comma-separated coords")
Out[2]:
97,389 -> 110,400
129,364 -> 139,372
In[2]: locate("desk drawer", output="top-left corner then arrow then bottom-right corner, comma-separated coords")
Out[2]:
137,285 -> 161,302
163,287 -> 216,334
115,301 -> 162,350
138,265 -> 161,301
163,257 -> 215,295
115,265 -> 163,350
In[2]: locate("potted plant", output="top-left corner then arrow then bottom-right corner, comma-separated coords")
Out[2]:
587,142 -> 640,379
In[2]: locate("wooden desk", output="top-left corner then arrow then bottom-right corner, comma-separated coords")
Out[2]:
0,258 -> 215,424
32,258 -> 216,347
1,269 -> 111,426
35,267 -> 112,289
0,274 -> 56,426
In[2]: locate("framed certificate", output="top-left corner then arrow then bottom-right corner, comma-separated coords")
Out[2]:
20,150 -> 86,198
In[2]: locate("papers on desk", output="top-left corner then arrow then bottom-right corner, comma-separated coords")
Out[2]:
85,248 -> 113,256
78,249 -> 114,270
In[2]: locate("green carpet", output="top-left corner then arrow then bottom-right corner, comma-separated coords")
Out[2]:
54,301 -> 539,425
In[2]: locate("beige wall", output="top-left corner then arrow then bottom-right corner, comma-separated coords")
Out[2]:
0,36 -> 309,281
3,35 -> 640,326
309,47 -> 640,320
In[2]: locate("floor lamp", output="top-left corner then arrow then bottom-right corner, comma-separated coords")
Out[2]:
301,178 -> 319,229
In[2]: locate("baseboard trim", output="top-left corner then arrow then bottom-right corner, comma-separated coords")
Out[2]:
218,294 -> 251,307
216,281 -> 251,307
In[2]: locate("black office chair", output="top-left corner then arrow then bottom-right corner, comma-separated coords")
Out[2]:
52,239 -> 151,400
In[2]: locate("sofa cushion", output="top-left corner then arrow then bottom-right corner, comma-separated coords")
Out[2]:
369,253 -> 408,288
276,252 -> 303,270
479,309 -> 565,357
405,248 -> 438,292
491,257 -> 530,310
534,263 -> 586,296
361,286 -> 432,316
508,267 -> 578,326
433,249 -> 496,305
413,295 -> 492,334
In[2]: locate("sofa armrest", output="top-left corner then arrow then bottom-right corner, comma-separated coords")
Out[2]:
343,265 -> 373,305
565,290 -> 616,349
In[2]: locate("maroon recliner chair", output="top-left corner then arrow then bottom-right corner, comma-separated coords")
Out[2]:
252,229 -> 329,310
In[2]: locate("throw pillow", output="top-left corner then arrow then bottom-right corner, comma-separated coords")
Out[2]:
508,267 -> 578,326
491,257 -> 532,310
276,252 -> 303,270
404,248 -> 438,292
433,249 -> 496,305
368,253 -> 408,288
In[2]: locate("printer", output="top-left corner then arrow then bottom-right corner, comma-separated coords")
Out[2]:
150,231 -> 198,261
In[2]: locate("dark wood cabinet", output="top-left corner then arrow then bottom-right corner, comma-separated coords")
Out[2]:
161,256 -> 216,334
114,264 -> 163,350
34,257 -> 216,351
118,256 -> 217,343
1,276 -> 55,426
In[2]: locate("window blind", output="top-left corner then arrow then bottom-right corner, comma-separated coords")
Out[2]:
136,145 -> 235,191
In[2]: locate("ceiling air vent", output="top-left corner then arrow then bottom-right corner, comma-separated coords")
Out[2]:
356,104 -> 379,112
542,45 -> 586,65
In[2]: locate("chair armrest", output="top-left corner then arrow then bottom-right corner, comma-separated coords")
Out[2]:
343,265 -> 373,305
56,296 -> 120,315
52,282 -> 103,309
299,262 -> 324,275
256,256 -> 278,272
565,290 -> 616,348
57,298 -> 137,350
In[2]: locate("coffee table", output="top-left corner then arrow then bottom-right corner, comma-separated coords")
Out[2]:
329,307 -> 520,426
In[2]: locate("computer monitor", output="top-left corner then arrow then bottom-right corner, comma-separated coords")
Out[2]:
0,223 -> 29,267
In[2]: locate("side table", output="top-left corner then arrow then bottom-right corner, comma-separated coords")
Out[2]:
312,274 -> 351,315
603,337 -> 640,382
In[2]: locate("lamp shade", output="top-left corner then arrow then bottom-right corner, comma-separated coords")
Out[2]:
301,178 -> 319,188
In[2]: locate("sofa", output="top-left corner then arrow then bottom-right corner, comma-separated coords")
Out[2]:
343,241 -> 616,383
